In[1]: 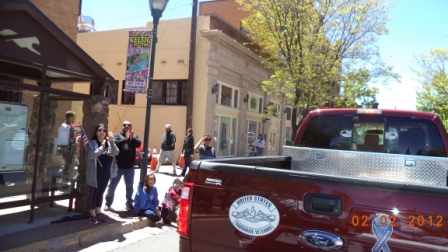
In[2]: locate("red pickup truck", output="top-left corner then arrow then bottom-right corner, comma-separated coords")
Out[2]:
178,108 -> 448,251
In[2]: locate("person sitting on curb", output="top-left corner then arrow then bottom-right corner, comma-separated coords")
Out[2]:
156,178 -> 183,228
134,173 -> 161,226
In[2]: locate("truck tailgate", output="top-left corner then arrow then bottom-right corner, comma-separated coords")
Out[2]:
187,161 -> 448,251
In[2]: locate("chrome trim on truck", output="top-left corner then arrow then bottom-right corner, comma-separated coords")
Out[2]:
284,146 -> 448,187
299,230 -> 343,250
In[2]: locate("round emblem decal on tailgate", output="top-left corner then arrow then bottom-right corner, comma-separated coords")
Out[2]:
229,195 -> 280,236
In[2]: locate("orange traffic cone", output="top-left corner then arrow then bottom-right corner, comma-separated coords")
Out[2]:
150,147 -> 158,171
178,154 -> 185,169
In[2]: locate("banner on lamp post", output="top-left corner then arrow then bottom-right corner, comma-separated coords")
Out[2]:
124,30 -> 152,93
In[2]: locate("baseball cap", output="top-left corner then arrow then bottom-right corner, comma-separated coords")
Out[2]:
165,124 -> 171,128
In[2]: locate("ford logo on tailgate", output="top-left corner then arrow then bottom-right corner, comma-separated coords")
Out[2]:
299,230 -> 343,250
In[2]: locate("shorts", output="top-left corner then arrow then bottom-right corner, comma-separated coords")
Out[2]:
158,150 -> 176,163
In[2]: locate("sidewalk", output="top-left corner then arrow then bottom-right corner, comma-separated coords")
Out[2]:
0,165 -> 183,252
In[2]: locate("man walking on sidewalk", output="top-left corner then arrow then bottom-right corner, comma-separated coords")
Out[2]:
156,124 -> 177,175
104,120 -> 141,211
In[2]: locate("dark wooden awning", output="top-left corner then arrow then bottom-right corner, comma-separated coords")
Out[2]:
0,0 -> 114,89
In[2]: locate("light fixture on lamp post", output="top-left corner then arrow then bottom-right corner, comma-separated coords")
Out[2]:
140,0 -> 169,182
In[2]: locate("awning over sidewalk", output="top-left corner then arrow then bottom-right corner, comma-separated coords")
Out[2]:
0,0 -> 114,90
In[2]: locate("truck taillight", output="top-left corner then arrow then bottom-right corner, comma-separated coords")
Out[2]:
178,182 -> 194,236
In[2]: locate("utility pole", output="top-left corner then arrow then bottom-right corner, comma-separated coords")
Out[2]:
186,0 -> 198,128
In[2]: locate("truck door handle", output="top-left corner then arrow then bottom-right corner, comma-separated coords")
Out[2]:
304,193 -> 342,216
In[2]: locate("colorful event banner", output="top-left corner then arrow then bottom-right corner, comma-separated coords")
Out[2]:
124,30 -> 152,93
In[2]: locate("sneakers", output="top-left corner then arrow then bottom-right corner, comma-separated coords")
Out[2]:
125,204 -> 134,211
103,205 -> 110,211
89,216 -> 100,225
156,220 -> 164,228
172,170 -> 177,176
96,213 -> 107,223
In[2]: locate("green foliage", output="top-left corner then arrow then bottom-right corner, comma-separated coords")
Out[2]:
236,0 -> 393,138
336,69 -> 379,108
413,49 -> 448,128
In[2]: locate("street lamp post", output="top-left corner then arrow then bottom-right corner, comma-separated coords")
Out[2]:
140,0 -> 169,182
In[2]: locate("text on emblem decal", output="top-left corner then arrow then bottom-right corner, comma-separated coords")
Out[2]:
229,195 -> 280,237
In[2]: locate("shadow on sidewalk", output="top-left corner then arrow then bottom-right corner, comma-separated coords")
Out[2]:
0,203 -> 133,251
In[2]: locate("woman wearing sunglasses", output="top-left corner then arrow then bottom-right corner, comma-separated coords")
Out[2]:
86,123 -> 119,224
194,134 -> 216,160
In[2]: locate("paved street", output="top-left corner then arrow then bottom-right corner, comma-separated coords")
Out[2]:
73,226 -> 179,252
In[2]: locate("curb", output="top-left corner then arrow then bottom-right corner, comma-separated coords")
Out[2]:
5,218 -> 151,252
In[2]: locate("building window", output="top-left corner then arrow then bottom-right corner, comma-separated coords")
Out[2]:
248,93 -> 263,114
152,80 -> 187,105
121,81 -> 135,105
268,131 -> 279,155
221,85 -> 232,107
105,81 -> 118,104
272,103 -> 280,117
246,120 -> 262,154
166,81 -> 178,104
217,83 -> 239,109
285,107 -> 292,120
233,89 -> 239,108
214,115 -> 238,157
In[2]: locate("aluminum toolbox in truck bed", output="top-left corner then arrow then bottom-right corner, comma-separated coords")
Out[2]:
283,146 -> 447,187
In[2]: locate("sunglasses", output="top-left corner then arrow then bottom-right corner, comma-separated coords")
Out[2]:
97,129 -> 107,132
204,139 -> 211,141
123,124 -> 132,127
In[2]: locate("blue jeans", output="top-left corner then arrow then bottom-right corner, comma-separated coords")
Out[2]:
181,154 -> 192,176
138,209 -> 160,222
257,148 -> 264,156
105,168 -> 134,207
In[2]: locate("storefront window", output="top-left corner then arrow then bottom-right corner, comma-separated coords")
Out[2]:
215,116 -> 238,157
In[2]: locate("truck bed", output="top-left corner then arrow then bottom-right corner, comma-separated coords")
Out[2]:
182,155 -> 448,251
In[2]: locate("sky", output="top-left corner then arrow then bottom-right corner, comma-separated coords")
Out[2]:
81,0 -> 448,110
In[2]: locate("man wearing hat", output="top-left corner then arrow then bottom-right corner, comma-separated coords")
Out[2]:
156,124 -> 177,174
105,120 -> 141,211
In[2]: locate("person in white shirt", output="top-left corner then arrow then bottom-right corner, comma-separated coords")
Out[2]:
252,134 -> 265,156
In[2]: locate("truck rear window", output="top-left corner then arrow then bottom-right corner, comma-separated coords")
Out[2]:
299,115 -> 445,157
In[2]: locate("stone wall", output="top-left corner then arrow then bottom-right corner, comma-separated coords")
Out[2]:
75,95 -> 109,212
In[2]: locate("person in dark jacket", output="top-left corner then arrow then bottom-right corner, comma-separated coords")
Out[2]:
194,134 -> 216,160
104,120 -> 141,211
180,128 -> 194,177
156,124 -> 177,174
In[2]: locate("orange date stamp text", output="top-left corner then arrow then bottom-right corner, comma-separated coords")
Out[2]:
351,214 -> 444,227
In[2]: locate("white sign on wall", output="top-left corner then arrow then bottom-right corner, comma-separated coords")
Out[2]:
0,101 -> 29,173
